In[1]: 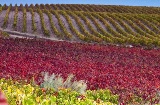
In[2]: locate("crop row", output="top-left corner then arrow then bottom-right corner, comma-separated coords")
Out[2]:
22,7 -> 27,32
37,8 -> 50,36
2,5 -> 11,28
51,10 -> 72,39
12,5 -> 18,30
28,8 -> 37,32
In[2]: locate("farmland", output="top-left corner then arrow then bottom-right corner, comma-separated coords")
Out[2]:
0,4 -> 160,46
0,4 -> 160,104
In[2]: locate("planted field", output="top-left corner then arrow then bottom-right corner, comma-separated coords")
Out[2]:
0,38 -> 159,104
0,4 -> 160,104
0,4 -> 160,47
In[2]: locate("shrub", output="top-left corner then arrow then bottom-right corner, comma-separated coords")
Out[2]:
40,72 -> 87,94
0,30 -> 9,37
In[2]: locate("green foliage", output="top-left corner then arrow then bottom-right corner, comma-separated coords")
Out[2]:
13,6 -> 18,30
51,10 -> 72,39
0,5 -> 2,13
60,10 -> 86,41
28,8 -> 37,32
40,72 -> 87,94
0,30 -> 10,37
86,89 -> 119,104
2,31 -> 10,37
2,6 -> 11,28
22,7 -> 27,32
44,9 -> 61,37
37,9 -> 50,36
0,78 -> 118,105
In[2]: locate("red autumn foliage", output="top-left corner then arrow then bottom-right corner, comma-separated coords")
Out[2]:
0,38 -> 159,103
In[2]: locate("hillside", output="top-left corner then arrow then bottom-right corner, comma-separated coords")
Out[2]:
0,4 -> 160,47
0,4 -> 160,104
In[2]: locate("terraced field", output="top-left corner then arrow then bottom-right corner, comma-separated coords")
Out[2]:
0,4 -> 160,47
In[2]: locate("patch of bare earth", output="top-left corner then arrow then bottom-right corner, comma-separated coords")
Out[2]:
60,14 -> 77,41
68,15 -> 84,42
7,11 -> 14,30
78,17 -> 92,33
86,17 -> 98,31
17,11 -> 23,32
95,18 -> 107,31
34,12 -> 43,36
52,14 -> 61,33
122,20 -> 138,34
0,10 -> 6,27
69,15 -> 81,32
106,20 -> 117,32
26,12 -> 33,34
43,13 -> 52,36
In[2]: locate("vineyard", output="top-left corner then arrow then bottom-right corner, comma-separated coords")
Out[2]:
0,4 -> 160,105
0,4 -> 160,46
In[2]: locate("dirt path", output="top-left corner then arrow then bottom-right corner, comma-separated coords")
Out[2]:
0,10 -> 6,27
34,12 -> 43,36
17,11 -> 23,32
26,12 -> 32,34
7,11 -> 14,30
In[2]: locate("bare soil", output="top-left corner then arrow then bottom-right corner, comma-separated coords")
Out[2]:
7,11 -> 14,30
52,14 -> 61,32
43,13 -> 53,36
122,20 -> 139,34
78,17 -> 92,33
60,15 -> 73,34
34,12 -> 43,36
60,15 -> 78,41
0,11 -> 6,27
95,18 -> 107,31
17,11 -> 23,32
86,17 -> 98,31
26,12 -> 33,33
69,15 -> 81,32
